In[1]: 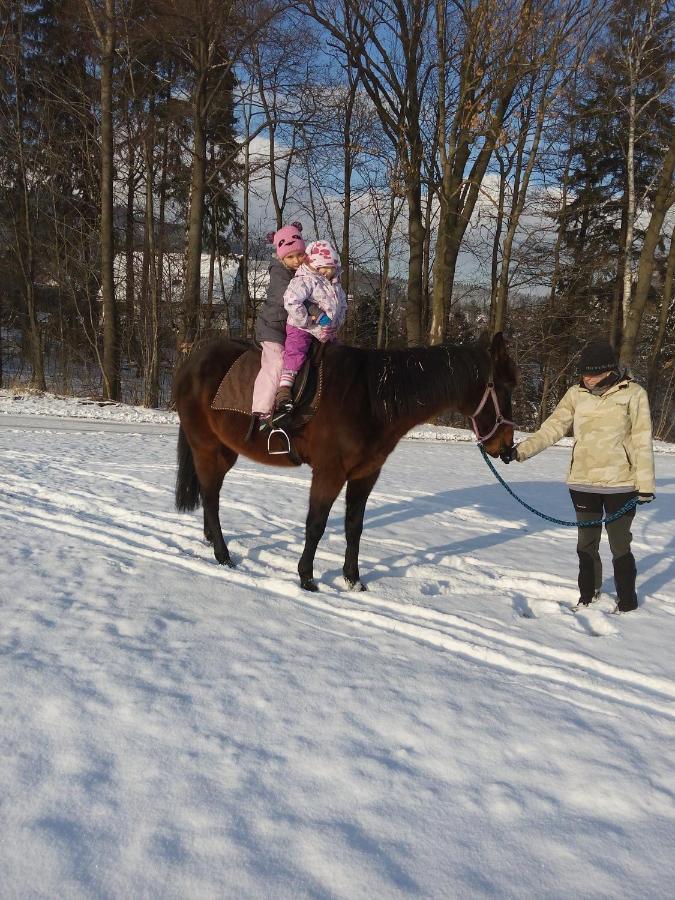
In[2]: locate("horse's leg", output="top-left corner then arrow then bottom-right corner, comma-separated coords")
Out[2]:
194,444 -> 238,567
298,470 -> 345,592
343,469 -> 381,591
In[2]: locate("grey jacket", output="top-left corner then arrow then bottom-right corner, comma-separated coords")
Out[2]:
255,258 -> 293,344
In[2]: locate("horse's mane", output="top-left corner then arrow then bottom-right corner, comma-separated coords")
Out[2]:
346,343 -> 491,424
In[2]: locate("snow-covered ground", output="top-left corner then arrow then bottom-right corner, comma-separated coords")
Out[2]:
1,398 -> 674,898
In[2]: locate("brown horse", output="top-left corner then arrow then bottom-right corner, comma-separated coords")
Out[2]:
173,333 -> 517,591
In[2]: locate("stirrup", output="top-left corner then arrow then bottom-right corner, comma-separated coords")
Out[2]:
267,426 -> 292,455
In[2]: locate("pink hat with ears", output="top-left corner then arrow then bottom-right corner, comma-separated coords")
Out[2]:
266,222 -> 305,259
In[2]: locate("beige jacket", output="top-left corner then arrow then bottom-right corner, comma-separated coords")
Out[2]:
516,380 -> 655,494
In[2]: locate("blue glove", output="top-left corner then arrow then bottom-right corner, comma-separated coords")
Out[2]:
317,313 -> 331,326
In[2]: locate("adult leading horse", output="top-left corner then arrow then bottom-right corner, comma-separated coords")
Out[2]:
174,333 -> 516,591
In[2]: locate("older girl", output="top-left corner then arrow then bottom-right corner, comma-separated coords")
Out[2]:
252,223 -> 306,427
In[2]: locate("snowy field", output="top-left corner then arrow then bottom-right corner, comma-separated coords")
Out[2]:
1,395 -> 674,898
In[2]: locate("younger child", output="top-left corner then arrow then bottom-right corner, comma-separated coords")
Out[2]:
275,240 -> 347,412
252,223 -> 306,426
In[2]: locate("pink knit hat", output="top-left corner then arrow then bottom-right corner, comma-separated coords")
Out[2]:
267,222 -> 305,259
305,240 -> 340,271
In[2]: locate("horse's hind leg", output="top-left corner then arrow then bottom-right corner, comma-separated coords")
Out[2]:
194,444 -> 238,566
343,470 -> 380,590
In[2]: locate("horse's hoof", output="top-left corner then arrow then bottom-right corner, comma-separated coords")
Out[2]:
344,577 -> 367,591
216,552 -> 235,568
301,577 -> 319,592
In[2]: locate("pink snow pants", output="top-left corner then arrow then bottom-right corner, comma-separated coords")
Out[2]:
252,341 -> 284,415
283,324 -> 314,372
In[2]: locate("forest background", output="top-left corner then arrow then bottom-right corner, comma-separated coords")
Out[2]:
1,0 -> 673,437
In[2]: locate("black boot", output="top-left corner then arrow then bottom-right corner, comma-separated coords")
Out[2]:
613,552 -> 638,612
275,384 -> 294,414
577,550 -> 599,605
576,590 -> 601,608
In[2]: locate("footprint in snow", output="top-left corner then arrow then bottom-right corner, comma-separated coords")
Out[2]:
573,608 -> 619,638
512,595 -> 563,619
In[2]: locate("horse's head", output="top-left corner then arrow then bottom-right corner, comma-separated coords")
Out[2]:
469,332 -> 517,457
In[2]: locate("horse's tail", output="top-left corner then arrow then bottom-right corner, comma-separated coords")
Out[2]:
175,425 -> 201,512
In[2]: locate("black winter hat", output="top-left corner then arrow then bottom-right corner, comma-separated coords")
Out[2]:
578,340 -> 618,375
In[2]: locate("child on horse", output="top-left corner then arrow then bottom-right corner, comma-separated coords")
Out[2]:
252,223 -> 307,428
502,340 -> 655,613
275,240 -> 347,414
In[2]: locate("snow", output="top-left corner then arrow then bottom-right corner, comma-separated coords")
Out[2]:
1,398 -> 674,898
2,389 -> 674,454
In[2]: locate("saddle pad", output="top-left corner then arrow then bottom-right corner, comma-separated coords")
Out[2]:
211,348 -> 261,414
210,347 -> 324,418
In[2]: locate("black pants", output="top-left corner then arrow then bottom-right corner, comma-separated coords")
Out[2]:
569,490 -> 637,606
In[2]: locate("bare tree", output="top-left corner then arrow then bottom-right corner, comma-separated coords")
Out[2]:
156,0 -> 282,348
647,221 -> 675,398
613,0 -> 673,330
82,0 -> 120,398
0,2 -> 46,389
304,0 -> 434,346
620,128 -> 675,367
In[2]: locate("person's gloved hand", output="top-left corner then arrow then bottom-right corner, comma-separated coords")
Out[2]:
318,325 -> 337,343
637,493 -> 655,504
499,445 -> 518,464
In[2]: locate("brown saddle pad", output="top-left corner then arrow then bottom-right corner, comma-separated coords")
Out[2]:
210,346 -> 323,423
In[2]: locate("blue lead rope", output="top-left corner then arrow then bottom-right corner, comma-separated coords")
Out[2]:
479,446 -> 638,528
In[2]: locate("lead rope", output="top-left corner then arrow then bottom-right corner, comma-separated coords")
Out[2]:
478,446 -> 638,527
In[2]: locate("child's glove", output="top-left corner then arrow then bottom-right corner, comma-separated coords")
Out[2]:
317,325 -> 337,343
306,301 -> 331,325
637,493 -> 655,504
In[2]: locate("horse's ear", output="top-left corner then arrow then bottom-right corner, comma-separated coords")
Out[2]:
491,332 -> 518,385
490,331 -> 507,359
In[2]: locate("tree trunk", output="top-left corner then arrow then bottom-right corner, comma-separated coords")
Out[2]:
19,172 -> 46,391
124,134 -> 136,340
490,153 -> 508,314
621,84 -> 637,331
493,75 -> 547,335
241,98 -> 251,339
99,0 -> 119,399
377,192 -> 398,349
609,195 -> 628,346
12,44 -> 46,390
406,174 -> 424,346
157,89 -> 170,336
182,78 -> 207,347
143,106 -> 159,408
647,222 -> 675,399
620,130 -> 675,368
421,175 -> 435,335
341,72 -> 357,299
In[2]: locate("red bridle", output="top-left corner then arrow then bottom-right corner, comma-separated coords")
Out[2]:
470,381 -> 514,445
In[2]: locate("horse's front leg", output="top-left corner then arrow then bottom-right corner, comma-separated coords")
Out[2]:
343,470 -> 381,590
298,469 -> 345,591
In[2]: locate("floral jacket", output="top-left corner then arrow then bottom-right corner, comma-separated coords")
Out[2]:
283,264 -> 347,338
